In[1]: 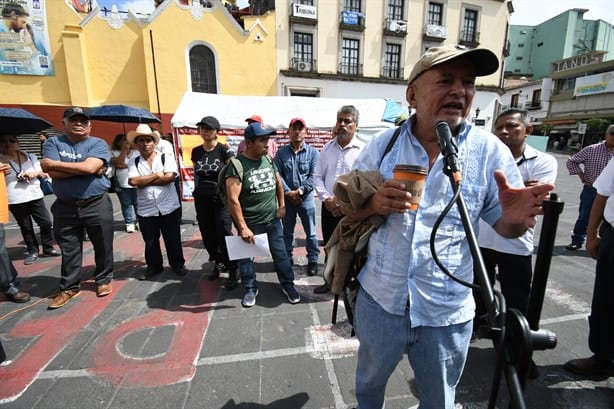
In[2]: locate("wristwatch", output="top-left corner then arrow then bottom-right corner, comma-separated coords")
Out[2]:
298,187 -> 304,196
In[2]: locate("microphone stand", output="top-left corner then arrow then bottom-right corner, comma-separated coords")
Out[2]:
439,163 -> 558,409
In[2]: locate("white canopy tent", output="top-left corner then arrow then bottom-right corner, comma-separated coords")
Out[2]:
170,92 -> 401,134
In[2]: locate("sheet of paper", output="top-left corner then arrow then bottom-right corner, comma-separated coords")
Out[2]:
225,233 -> 271,260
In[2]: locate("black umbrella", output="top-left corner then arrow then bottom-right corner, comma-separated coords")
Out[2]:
0,108 -> 54,135
87,105 -> 161,124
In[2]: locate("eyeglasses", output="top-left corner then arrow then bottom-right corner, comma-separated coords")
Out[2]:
337,118 -> 354,124
135,138 -> 155,144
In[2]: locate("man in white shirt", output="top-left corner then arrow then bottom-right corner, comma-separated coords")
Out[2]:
312,105 -> 365,293
478,108 -> 558,315
564,158 -> 614,377
128,125 -> 186,280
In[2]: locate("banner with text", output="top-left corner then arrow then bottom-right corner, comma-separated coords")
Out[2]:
0,0 -> 54,75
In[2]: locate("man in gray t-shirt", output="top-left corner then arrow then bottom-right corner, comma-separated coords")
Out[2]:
41,107 -> 114,310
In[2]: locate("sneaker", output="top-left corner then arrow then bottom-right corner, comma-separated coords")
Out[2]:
565,242 -> 582,251
24,253 -> 38,265
282,286 -> 301,304
306,262 -> 318,276
209,262 -> 225,281
241,288 -> 259,308
48,290 -> 80,309
126,223 -> 136,233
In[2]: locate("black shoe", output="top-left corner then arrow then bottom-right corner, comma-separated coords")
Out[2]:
527,360 -> 539,379
41,249 -> 61,257
564,356 -> 614,378
306,262 -> 318,276
138,268 -> 163,281
223,269 -> 238,290
565,242 -> 582,251
6,290 -> 31,303
223,278 -> 238,290
313,283 -> 330,294
174,266 -> 188,277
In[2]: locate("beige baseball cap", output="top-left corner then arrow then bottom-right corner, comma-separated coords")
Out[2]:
408,45 -> 499,84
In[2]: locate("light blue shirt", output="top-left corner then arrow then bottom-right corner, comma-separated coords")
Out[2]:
354,118 -> 523,327
274,142 -> 319,201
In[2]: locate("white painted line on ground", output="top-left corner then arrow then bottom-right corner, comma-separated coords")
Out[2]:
307,302 -> 349,409
196,346 -> 311,366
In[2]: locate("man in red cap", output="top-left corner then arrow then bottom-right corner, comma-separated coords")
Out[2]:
237,115 -> 278,158
274,118 -> 320,275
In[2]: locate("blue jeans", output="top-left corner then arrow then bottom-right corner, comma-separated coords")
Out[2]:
116,187 -> 138,225
571,185 -> 597,245
283,199 -> 319,263
239,218 -> 295,290
354,287 -> 472,409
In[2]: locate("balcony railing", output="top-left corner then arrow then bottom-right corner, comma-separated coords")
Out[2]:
459,30 -> 480,46
339,10 -> 365,31
381,65 -> 403,80
290,57 -> 316,73
338,62 -> 363,76
384,18 -> 407,37
423,24 -> 447,41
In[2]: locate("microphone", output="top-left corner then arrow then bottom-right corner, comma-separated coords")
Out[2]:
434,121 -> 462,182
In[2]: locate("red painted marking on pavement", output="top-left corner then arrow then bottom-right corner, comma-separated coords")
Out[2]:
0,282 -> 126,402
89,278 -> 218,387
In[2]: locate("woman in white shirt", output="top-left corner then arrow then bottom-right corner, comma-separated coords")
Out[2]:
109,133 -> 140,233
0,134 -> 59,264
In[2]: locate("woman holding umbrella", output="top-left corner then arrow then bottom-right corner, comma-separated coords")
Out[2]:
0,134 -> 59,264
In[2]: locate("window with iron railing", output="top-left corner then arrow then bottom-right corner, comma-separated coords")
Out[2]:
294,32 -> 313,66
383,43 -> 402,79
340,38 -> 361,75
189,45 -> 217,93
460,9 -> 478,43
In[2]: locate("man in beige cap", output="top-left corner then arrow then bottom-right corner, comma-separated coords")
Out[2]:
347,45 -> 554,408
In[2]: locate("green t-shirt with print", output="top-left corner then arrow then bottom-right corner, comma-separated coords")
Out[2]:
226,154 -> 278,225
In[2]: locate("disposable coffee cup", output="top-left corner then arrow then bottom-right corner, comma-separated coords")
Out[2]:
393,165 -> 428,210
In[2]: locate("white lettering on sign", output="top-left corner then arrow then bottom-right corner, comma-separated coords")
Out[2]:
552,52 -> 605,73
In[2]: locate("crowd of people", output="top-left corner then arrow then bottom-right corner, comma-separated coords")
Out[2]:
1,45 -> 613,405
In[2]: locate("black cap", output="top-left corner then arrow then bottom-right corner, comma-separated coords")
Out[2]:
196,116 -> 221,130
63,107 -> 90,120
